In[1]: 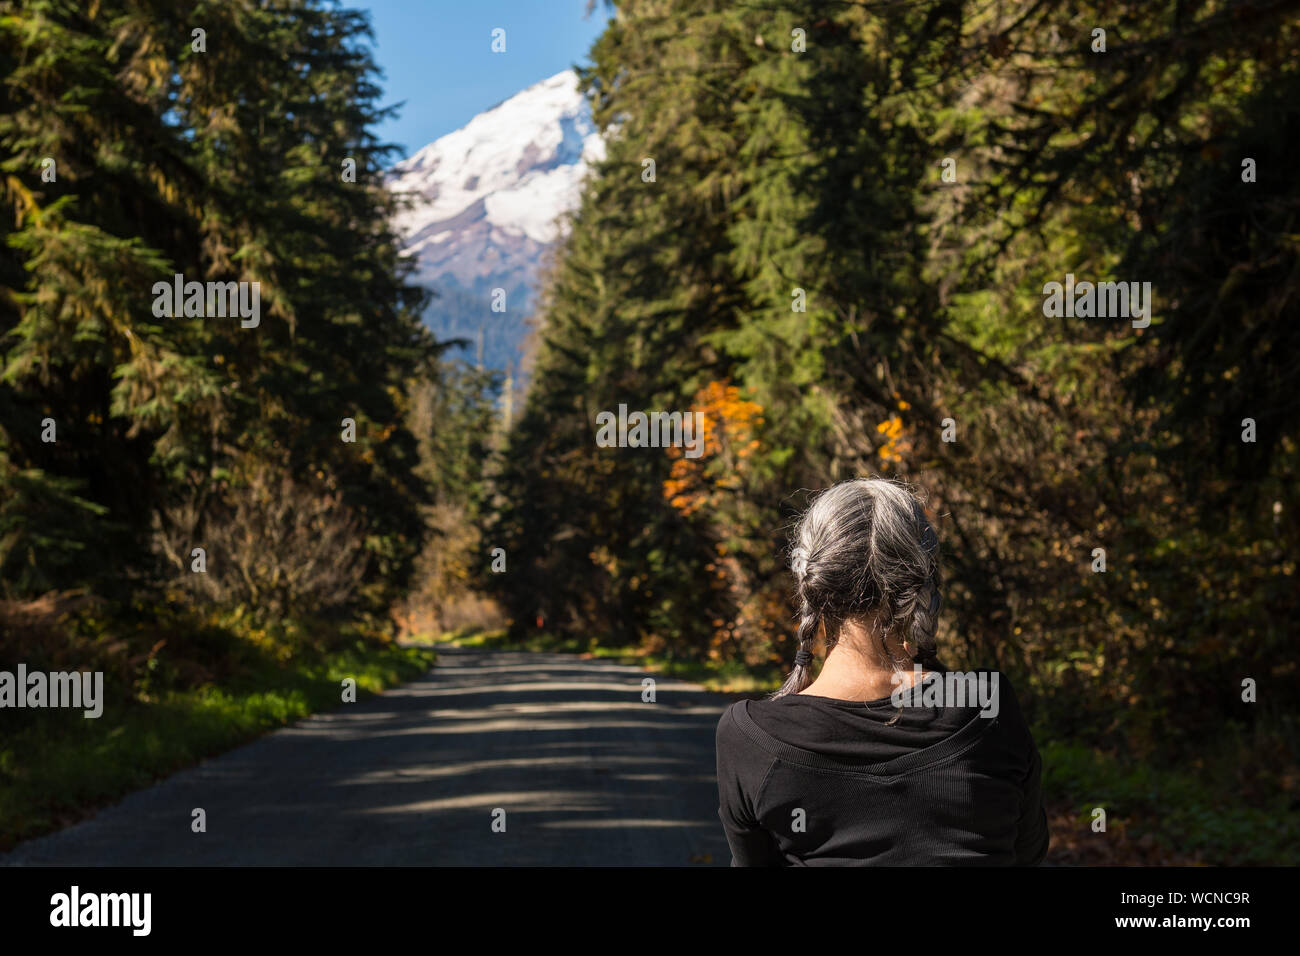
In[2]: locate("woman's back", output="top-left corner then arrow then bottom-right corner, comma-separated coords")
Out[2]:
715,669 -> 1049,865
715,477 -> 1050,865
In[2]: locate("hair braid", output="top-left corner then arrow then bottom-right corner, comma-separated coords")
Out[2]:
774,588 -> 819,698
905,502 -> 942,665
770,478 -> 945,699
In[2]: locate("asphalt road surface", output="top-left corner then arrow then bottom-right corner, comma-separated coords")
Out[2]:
2,646 -> 737,866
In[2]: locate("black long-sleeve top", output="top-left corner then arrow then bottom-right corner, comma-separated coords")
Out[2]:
714,669 -> 1050,865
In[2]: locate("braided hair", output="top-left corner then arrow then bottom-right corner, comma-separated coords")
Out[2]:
772,478 -> 943,699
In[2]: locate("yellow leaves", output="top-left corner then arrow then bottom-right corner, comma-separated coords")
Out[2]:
664,490 -> 694,513
5,175 -> 39,227
148,166 -> 181,207
663,379 -> 765,517
876,415 -> 905,463
875,396 -> 914,466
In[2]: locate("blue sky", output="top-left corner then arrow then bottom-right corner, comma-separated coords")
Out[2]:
360,0 -> 613,158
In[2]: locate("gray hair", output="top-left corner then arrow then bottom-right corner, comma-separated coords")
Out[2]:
773,477 -> 942,698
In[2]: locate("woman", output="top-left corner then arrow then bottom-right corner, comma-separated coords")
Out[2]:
715,478 -> 1050,865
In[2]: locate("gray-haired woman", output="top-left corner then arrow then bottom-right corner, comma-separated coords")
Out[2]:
715,477 -> 1050,865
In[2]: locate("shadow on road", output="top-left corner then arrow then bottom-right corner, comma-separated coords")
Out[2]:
3,645 -> 736,866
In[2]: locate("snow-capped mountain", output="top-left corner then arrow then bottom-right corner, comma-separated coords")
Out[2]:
387,71 -> 604,372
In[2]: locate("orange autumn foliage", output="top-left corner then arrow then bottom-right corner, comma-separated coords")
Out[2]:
662,380 -> 764,517
875,396 -> 913,467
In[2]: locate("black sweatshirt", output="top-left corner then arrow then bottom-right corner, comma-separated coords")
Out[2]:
714,669 -> 1050,866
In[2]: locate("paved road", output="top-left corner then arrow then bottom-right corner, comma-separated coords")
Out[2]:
2,646 -> 737,866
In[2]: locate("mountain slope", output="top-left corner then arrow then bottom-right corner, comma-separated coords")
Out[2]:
387,71 -> 604,371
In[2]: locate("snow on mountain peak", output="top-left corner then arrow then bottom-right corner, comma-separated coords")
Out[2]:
386,70 -> 604,373
389,70 -> 603,249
